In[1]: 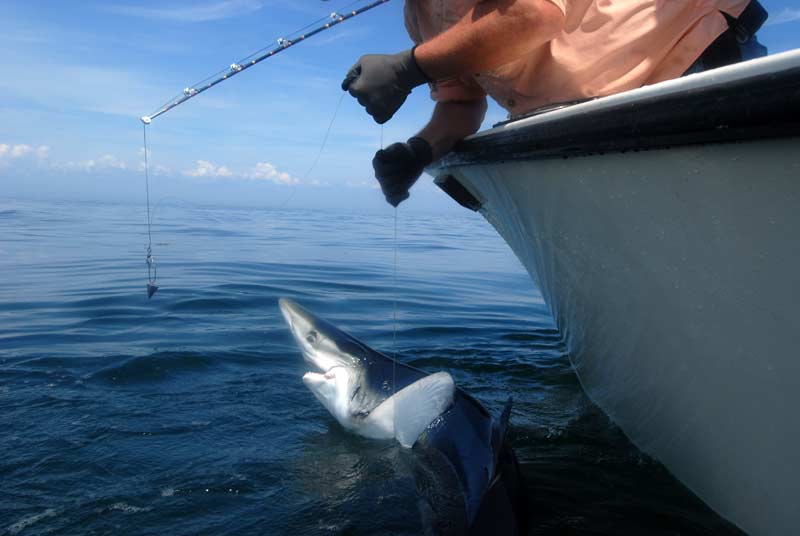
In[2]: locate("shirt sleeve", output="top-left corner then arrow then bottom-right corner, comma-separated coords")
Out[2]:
546,0 -> 566,14
404,3 -> 423,45
429,76 -> 487,103
548,0 -> 567,15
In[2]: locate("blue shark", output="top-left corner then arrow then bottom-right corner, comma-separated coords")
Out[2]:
279,298 -> 525,534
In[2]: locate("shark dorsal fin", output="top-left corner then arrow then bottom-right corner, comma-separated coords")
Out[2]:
365,371 -> 455,448
496,396 -> 513,444
491,396 -> 514,469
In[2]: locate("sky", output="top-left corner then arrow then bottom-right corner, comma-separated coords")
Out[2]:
1,0 -> 799,212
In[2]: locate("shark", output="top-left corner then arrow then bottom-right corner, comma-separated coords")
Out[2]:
279,298 -> 525,534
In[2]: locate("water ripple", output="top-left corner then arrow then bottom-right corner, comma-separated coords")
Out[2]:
0,199 -> 742,535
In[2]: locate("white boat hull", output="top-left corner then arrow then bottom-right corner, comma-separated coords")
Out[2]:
435,51 -> 800,535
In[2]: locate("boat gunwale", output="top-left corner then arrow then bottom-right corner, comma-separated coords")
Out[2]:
434,50 -> 800,168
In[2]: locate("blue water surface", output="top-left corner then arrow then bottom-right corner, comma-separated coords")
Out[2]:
0,198 -> 740,535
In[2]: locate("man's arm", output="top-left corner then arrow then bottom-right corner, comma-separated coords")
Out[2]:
415,0 -> 565,80
373,98 -> 487,206
417,98 -> 488,161
343,0 -> 564,124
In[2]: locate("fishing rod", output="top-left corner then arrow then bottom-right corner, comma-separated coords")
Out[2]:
140,0 -> 391,124
138,0 -> 391,298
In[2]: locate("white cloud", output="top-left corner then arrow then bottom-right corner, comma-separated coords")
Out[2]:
56,154 -> 129,172
306,28 -> 367,48
182,160 -> 298,185
346,179 -> 379,190
10,144 -> 32,158
766,8 -> 800,26
103,0 -> 263,22
97,154 -> 128,170
183,160 -> 233,178
138,161 -> 172,175
0,143 -> 51,164
77,160 -> 92,171
242,162 -> 298,185
0,142 -> 300,188
0,143 -> 172,177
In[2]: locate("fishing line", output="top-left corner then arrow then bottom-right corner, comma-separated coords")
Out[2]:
384,123 -> 399,407
137,0 -> 391,297
392,206 -> 398,401
142,123 -> 158,299
277,90 -> 347,210
141,90 -> 345,300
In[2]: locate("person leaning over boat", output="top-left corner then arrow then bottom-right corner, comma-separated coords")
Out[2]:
342,0 -> 768,206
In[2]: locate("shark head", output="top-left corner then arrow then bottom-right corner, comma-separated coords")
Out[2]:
279,298 -> 365,373
279,298 -> 368,427
280,298 -> 456,446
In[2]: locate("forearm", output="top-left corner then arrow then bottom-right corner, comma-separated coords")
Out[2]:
414,0 -> 565,81
416,98 -> 488,161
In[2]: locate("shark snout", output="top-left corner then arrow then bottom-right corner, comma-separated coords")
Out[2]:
280,298 -> 335,372
279,297 -> 364,375
279,298 -> 314,351
278,298 -> 299,329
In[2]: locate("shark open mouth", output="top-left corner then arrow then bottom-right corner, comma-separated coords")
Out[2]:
303,368 -> 335,378
303,364 -> 339,381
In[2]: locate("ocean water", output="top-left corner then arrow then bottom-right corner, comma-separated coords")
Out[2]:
0,198 -> 741,535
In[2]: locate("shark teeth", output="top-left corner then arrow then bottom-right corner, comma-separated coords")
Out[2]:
303,367 -> 337,381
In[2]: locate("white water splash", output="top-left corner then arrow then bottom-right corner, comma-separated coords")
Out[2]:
7,509 -> 57,535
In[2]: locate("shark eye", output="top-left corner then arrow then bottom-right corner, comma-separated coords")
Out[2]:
305,330 -> 318,345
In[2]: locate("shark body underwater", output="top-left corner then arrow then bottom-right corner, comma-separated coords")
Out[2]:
279,298 -> 526,535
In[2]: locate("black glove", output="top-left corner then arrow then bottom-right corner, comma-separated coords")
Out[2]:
342,48 -> 429,124
373,137 -> 433,207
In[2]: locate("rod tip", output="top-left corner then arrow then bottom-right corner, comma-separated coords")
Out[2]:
140,116 -> 152,125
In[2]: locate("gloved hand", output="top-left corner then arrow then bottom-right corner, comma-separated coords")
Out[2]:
342,48 -> 429,124
373,137 -> 433,207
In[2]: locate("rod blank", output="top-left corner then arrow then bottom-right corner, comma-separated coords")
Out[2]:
141,0 -> 391,123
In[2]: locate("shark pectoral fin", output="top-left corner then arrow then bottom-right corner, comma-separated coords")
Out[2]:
368,371 -> 455,448
394,372 -> 456,448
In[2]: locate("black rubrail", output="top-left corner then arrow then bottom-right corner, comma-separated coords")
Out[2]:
435,175 -> 483,212
436,63 -> 800,167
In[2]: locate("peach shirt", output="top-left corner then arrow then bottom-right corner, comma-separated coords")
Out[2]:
405,0 -> 751,115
